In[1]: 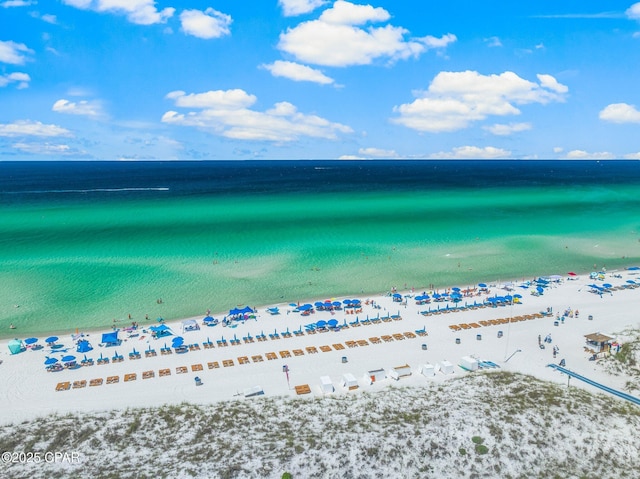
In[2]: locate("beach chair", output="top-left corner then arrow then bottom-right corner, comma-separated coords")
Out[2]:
294,384 -> 312,395
293,349 -> 304,357
56,381 -> 71,391
203,340 -> 214,349
403,332 -> 416,339
222,359 -> 235,367
124,373 -> 137,382
238,356 -> 250,365
145,349 -> 157,358
176,366 -> 188,374
332,343 -> 345,350
189,344 -> 201,351
106,375 -> 119,384
72,380 -> 87,389
381,335 -> 393,342
266,352 -> 278,360
305,346 -> 318,354
279,350 -> 292,358
392,334 -> 405,341
207,361 -> 220,369
89,378 -> 103,387
251,355 -> 264,363
319,345 -> 332,352
159,368 -> 171,377
369,337 -> 381,344
191,363 -> 204,372
357,339 -> 369,346
142,370 -> 155,379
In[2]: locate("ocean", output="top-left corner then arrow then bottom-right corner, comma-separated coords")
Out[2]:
1,160 -> 639,337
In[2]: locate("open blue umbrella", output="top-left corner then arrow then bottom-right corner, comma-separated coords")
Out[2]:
328,319 -> 339,328
478,283 -> 487,288
61,355 -> 76,362
45,336 -> 58,343
24,337 -> 38,345
316,320 -> 327,328
172,337 -> 184,347
44,357 -> 58,365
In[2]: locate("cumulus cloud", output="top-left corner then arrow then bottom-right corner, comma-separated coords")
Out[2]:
61,0 -> 174,25
162,88 -> 353,142
0,72 -> 30,89
484,36 -> 502,47
279,0 -> 327,17
277,0 -> 455,67
564,150 -> 616,159
262,60 -> 334,85
0,120 -> 72,137
52,98 -> 104,118
0,40 -> 34,65
429,146 -> 511,159
392,70 -> 568,133
626,2 -> 640,19
1,0 -> 35,6
599,103 -> 640,123
180,8 -> 232,39
483,122 -> 532,136
358,147 -> 399,158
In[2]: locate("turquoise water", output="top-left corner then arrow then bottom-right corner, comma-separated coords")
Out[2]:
1,161 -> 639,337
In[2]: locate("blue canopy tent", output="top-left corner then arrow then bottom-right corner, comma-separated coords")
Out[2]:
150,324 -> 172,337
101,331 -> 120,346
8,339 -> 24,355
76,340 -> 93,353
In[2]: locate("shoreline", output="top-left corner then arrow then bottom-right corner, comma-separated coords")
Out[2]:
1,267 -> 639,426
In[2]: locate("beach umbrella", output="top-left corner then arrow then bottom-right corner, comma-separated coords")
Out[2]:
172,337 -> 184,347
61,355 -> 76,362
478,283 -> 487,288
44,357 -> 58,365
332,301 -> 342,307
203,316 -> 214,322
328,319 -> 339,328
316,320 -> 327,328
343,299 -> 352,305
626,280 -> 636,284
567,272 -> 577,276
24,337 -> 38,345
452,287 -> 461,292
603,283 -> 612,288
627,266 -> 640,270
45,336 -> 58,344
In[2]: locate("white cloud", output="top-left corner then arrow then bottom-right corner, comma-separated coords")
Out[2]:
358,147 -> 399,158
279,0 -> 327,17
392,70 -> 568,133
0,120 -> 72,137
29,11 -> 58,24
262,60 -> 334,85
626,3 -> 640,20
180,8 -> 232,39
52,98 -> 104,118
430,146 -> 512,159
564,150 -> 615,159
599,103 -> 640,123
0,40 -> 33,65
278,1 -> 455,67
1,0 -> 35,6
624,152 -> 640,159
162,88 -> 353,142
0,71 -> 30,89
61,0 -> 175,25
483,122 -> 532,136
484,36 -> 502,47
553,147 -> 564,153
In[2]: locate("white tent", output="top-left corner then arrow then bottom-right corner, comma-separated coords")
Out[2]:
420,363 -> 435,377
244,385 -> 264,397
181,319 -> 200,333
320,376 -> 334,394
438,360 -> 454,375
341,373 -> 358,390
389,365 -> 412,380
364,368 -> 386,383
459,356 -> 479,371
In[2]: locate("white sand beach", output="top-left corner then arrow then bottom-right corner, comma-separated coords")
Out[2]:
1,269 -> 639,426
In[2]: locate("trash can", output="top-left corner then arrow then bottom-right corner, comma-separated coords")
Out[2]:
497,330 -> 503,338
588,315 -> 593,320
476,334 -> 482,341
455,338 -> 461,344
342,356 -> 347,363
422,343 -> 427,350
554,321 -> 559,326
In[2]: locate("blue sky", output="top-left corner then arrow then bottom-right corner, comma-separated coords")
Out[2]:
1,0 -> 640,160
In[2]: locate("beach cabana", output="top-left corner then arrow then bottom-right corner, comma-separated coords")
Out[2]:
438,360 -> 454,375
101,331 -> 120,347
182,319 -> 199,333
364,368 -> 386,383
320,376 -> 334,394
389,365 -> 412,380
585,333 -> 614,353
459,356 -> 479,371
76,340 -> 93,353
420,364 -> 435,377
8,339 -> 24,355
341,373 -> 358,390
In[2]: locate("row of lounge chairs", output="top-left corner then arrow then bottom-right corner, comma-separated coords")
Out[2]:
448,313 -> 545,332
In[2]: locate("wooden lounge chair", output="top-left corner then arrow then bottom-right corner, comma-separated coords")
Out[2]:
222,359 -> 235,367
294,384 -> 312,395
124,373 -> 137,382
369,337 -> 381,344
403,332 -> 416,339
176,366 -> 188,374
345,341 -> 357,348
189,344 -> 201,351
305,346 -> 318,354
106,375 -> 119,384
392,334 -> 405,341
145,350 -> 157,358
279,350 -> 291,358
266,352 -> 278,360
142,370 -> 155,379
238,356 -> 250,365
381,335 -> 393,342
292,349 -> 304,357
89,378 -> 103,387
332,343 -> 345,350
357,340 -> 369,346
207,361 -> 220,369
191,363 -> 204,372
319,345 -> 332,352
72,380 -> 87,389
159,368 -> 171,377
251,355 -> 264,363
56,381 -> 71,391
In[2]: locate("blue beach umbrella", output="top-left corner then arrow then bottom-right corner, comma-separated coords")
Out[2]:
45,336 -> 58,344
24,337 -> 38,345
61,355 -> 76,362
478,283 -> 487,288
316,320 -> 327,328
44,357 -> 58,365
328,319 -> 339,327
172,337 -> 184,347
